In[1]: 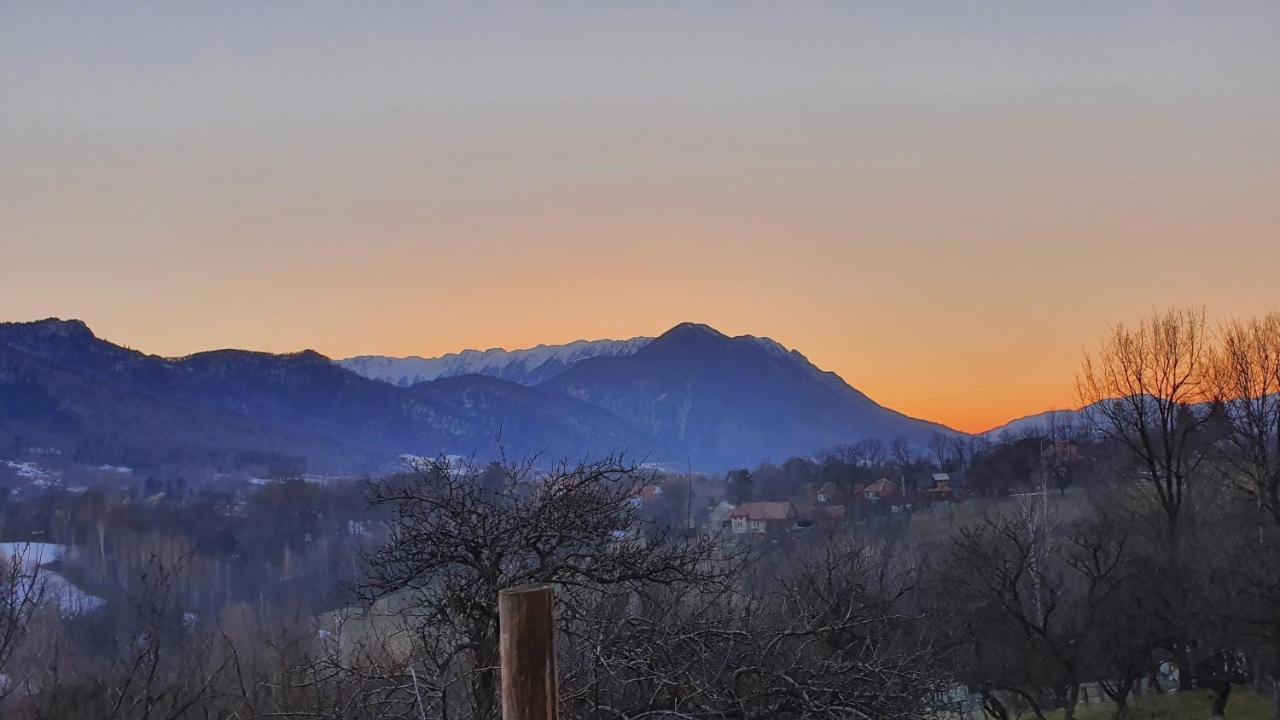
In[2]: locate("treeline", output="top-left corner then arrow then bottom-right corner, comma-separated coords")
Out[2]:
0,477 -> 380,618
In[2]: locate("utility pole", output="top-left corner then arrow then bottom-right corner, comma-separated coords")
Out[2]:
686,457 -> 694,531
499,585 -> 559,720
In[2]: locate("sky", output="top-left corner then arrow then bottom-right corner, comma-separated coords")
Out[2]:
2,3 -> 1279,433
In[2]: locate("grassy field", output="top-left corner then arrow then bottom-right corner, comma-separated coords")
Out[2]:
1044,689 -> 1273,719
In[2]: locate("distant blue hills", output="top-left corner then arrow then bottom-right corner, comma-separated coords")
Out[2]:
0,318 -> 957,475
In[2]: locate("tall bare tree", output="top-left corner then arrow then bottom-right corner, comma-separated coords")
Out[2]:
1077,307 -> 1214,552
1209,313 -> 1280,720
1213,313 -> 1280,528
1077,308 -> 1216,690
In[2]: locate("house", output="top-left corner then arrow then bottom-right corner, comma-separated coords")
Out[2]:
926,473 -> 953,501
1040,439 -> 1080,463
816,481 -> 840,504
863,478 -> 901,503
794,481 -> 842,508
627,483 -> 665,509
729,502 -> 798,534
792,481 -> 849,526
640,484 -> 664,505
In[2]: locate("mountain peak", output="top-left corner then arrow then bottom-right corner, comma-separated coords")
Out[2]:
289,349 -> 331,363
544,322 -> 954,469
661,322 -> 727,340
0,318 -> 117,363
647,323 -> 797,361
646,323 -> 733,353
4,317 -> 96,341
181,347 -> 332,368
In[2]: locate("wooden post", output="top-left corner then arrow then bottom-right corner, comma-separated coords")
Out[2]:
499,584 -> 558,720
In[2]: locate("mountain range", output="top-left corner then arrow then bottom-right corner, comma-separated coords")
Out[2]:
339,337 -> 652,387
0,319 -> 958,476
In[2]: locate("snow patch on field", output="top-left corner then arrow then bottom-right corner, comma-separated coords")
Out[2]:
0,542 -> 106,614
3,460 -> 61,483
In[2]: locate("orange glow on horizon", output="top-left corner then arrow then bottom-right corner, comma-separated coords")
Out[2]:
0,308 -> 1221,435
3,4 -> 1278,435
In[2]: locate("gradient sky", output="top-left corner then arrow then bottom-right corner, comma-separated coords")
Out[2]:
3,3 -> 1279,432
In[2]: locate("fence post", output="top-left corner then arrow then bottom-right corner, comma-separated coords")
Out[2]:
499,584 -> 558,720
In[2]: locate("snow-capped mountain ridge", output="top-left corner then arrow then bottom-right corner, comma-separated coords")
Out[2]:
341,325 -> 809,389
340,337 -> 653,387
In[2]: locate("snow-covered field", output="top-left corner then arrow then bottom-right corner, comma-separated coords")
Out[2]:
0,542 -> 106,614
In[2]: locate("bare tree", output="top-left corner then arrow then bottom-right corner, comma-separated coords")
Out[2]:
1212,313 -> 1280,528
831,439 -> 887,468
559,536 -> 943,720
21,551 -> 234,720
1077,307 -> 1215,551
889,439 -> 915,469
0,544 -> 46,704
358,454 -> 734,719
938,507 -> 1139,720
1077,309 -> 1220,691
225,607 -> 431,720
1205,314 -> 1280,717
929,432 -> 953,471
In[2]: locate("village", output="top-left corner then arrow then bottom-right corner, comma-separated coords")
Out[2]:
630,432 -> 1083,543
